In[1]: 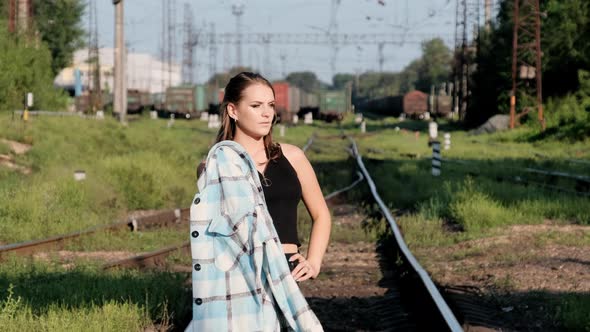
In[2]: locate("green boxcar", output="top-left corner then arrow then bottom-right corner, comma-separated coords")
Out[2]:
319,90 -> 351,121
195,84 -> 207,112
163,84 -> 208,119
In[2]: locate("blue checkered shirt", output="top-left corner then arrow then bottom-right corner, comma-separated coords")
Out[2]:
186,140 -> 323,332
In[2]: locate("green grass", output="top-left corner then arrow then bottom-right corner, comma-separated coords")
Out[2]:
63,228 -> 187,252
0,114 -> 213,243
0,256 -> 190,331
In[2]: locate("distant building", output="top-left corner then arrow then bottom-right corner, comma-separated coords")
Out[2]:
54,48 -> 181,95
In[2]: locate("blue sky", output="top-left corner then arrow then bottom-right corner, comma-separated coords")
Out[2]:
89,0 -> 492,84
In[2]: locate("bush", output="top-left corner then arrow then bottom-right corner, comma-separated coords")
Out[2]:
0,26 -> 66,111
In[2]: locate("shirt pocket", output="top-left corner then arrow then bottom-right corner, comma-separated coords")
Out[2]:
210,213 -> 253,272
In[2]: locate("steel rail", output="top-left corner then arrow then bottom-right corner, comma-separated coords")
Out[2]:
349,137 -> 463,332
103,242 -> 190,270
0,208 -> 189,258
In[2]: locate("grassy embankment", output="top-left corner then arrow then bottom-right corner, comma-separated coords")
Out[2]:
0,113 -> 213,330
0,113 -> 370,330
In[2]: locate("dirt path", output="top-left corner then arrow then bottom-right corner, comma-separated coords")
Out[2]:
416,222 -> 590,331
298,205 -> 398,331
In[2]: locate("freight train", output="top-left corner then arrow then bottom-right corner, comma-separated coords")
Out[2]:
73,80 -> 350,123
271,82 -> 351,124
155,81 -> 352,123
357,90 -> 453,119
75,89 -> 152,115
153,84 -> 219,119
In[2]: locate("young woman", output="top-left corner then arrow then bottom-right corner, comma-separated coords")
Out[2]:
187,72 -> 330,331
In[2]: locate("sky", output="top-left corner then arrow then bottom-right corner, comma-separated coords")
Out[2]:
88,0 -> 494,84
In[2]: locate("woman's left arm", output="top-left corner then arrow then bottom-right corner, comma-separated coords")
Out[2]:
283,144 -> 331,281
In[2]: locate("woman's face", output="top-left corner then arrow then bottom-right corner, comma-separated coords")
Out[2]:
229,83 -> 276,139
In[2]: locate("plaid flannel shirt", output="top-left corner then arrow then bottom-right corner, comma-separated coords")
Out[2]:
186,140 -> 323,332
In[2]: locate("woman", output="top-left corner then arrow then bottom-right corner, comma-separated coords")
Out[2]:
187,72 -> 330,331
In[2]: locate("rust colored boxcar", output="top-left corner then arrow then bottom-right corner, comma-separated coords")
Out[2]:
403,90 -> 428,117
272,82 -> 290,113
272,82 -> 291,124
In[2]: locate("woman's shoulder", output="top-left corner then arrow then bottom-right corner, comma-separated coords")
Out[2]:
278,143 -> 308,168
278,143 -> 305,159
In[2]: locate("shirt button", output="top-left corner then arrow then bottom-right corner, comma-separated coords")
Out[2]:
252,212 -> 257,217
258,187 -> 262,192
194,264 -> 201,271
191,231 -> 199,238
195,298 -> 203,305
194,197 -> 200,204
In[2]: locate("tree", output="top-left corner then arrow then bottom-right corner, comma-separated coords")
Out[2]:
0,0 -> 85,76
285,71 -> 323,92
207,66 -> 255,88
399,59 -> 421,93
0,25 -> 66,110
332,73 -> 355,90
33,0 -> 86,75
468,0 -> 590,127
414,38 -> 452,92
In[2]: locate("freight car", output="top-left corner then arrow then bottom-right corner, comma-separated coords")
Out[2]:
114,89 -> 151,114
157,85 -> 208,119
297,89 -> 320,122
356,90 -> 453,120
433,95 -> 452,116
271,82 -> 307,124
74,92 -> 112,113
318,89 -> 351,122
403,90 -> 429,119
357,95 -> 404,116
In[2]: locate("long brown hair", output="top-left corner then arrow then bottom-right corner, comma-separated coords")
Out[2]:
216,72 -> 281,161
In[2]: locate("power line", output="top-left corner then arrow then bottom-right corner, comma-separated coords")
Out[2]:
208,32 -> 453,45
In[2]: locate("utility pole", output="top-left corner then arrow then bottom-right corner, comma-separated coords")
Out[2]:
453,0 -> 480,121
160,0 -> 165,93
209,22 -> 218,105
113,0 -> 126,123
484,0 -> 493,31
88,0 -> 102,113
279,51 -> 287,78
262,33 -> 271,77
232,2 -> 245,68
168,0 -> 175,87
510,0 -> 544,130
8,0 -> 32,34
328,0 -> 341,77
182,3 -> 195,84
377,42 -> 385,72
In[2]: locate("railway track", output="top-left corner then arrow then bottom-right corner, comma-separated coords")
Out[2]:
3,131 -> 501,331
173,134 -> 467,331
0,208 -> 189,258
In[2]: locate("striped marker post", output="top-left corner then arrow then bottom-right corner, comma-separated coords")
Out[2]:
432,141 -> 441,176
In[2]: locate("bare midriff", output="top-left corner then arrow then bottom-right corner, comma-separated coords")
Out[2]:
282,243 -> 299,254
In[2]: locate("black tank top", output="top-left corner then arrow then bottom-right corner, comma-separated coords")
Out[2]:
258,151 -> 302,246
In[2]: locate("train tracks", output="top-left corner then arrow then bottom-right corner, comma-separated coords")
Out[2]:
0,208 -> 189,259
3,132 -> 500,331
